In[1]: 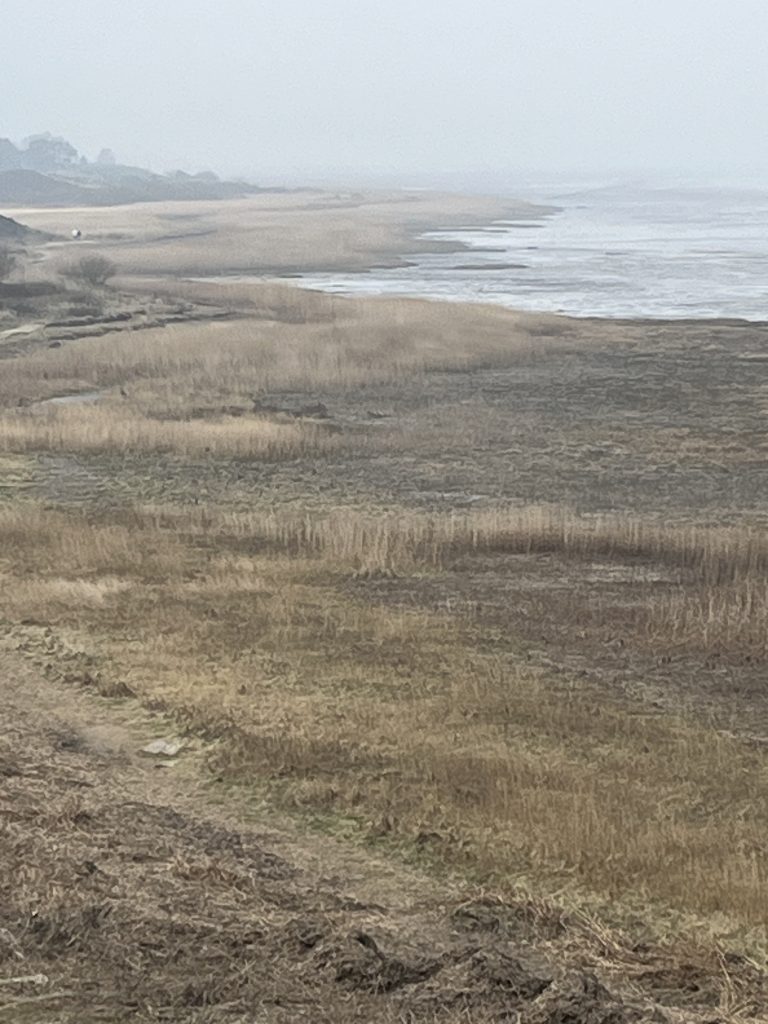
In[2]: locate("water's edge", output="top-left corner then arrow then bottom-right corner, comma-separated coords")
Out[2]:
292,188 -> 768,321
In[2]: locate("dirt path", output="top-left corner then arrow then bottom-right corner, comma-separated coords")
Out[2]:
1,647 -> 765,1023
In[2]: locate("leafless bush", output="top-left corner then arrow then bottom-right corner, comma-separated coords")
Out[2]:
62,254 -> 118,287
0,247 -> 16,281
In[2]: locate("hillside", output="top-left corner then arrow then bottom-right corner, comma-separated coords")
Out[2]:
0,133 -> 272,206
0,166 -> 270,207
0,211 -> 50,243
0,169 -> 98,206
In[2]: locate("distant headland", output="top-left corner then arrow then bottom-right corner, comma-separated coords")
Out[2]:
0,132 -> 273,207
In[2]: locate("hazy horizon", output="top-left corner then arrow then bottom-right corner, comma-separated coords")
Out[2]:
3,0 -> 768,190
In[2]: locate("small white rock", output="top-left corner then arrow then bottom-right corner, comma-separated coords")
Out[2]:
141,738 -> 184,757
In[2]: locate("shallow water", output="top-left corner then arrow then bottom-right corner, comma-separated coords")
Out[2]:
39,390 -> 105,407
298,187 -> 768,321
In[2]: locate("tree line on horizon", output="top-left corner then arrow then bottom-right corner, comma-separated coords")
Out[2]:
0,132 -> 221,183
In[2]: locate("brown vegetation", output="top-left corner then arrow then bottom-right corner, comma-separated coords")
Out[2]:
0,405 -> 340,459
2,497 -> 768,955
0,246 -> 16,281
7,190 -> 545,276
1,194 -> 767,1018
6,644 -> 757,1024
0,290 -> 560,413
62,253 -> 118,287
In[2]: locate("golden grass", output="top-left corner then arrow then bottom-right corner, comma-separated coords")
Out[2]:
650,578 -> 768,661
0,287 -> 567,463
0,292 -> 553,408
139,501 -> 768,583
2,499 -> 768,953
2,193 -> 766,967
141,502 -> 768,663
0,405 -> 338,458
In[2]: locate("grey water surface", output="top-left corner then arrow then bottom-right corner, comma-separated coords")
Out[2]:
298,187 -> 768,321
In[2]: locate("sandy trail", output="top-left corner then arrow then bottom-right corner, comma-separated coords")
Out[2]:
1,646 -> 765,1022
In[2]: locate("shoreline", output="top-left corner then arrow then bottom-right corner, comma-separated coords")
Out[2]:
250,187 -> 768,324
9,187 -> 768,328
8,190 -> 553,277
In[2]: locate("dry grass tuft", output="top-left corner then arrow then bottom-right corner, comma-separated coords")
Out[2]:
0,290 -> 562,417
143,501 -> 768,584
0,405 -> 338,458
2,500 -> 768,955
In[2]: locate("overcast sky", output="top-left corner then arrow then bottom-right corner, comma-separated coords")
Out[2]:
3,0 -> 768,186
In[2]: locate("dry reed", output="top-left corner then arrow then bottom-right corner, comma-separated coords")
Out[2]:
2,501 -> 768,950
0,405 -> 337,459
0,290 -> 561,416
138,502 -> 768,583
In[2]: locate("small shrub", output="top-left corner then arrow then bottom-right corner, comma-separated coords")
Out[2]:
63,254 -> 118,287
0,247 -> 16,281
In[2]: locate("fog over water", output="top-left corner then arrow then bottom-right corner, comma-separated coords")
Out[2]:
6,1 -> 768,319
3,0 -> 768,183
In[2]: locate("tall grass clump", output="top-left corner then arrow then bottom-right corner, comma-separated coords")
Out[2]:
3,501 -> 768,946
0,406 -> 339,459
145,503 -> 768,582
0,293 -> 561,412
